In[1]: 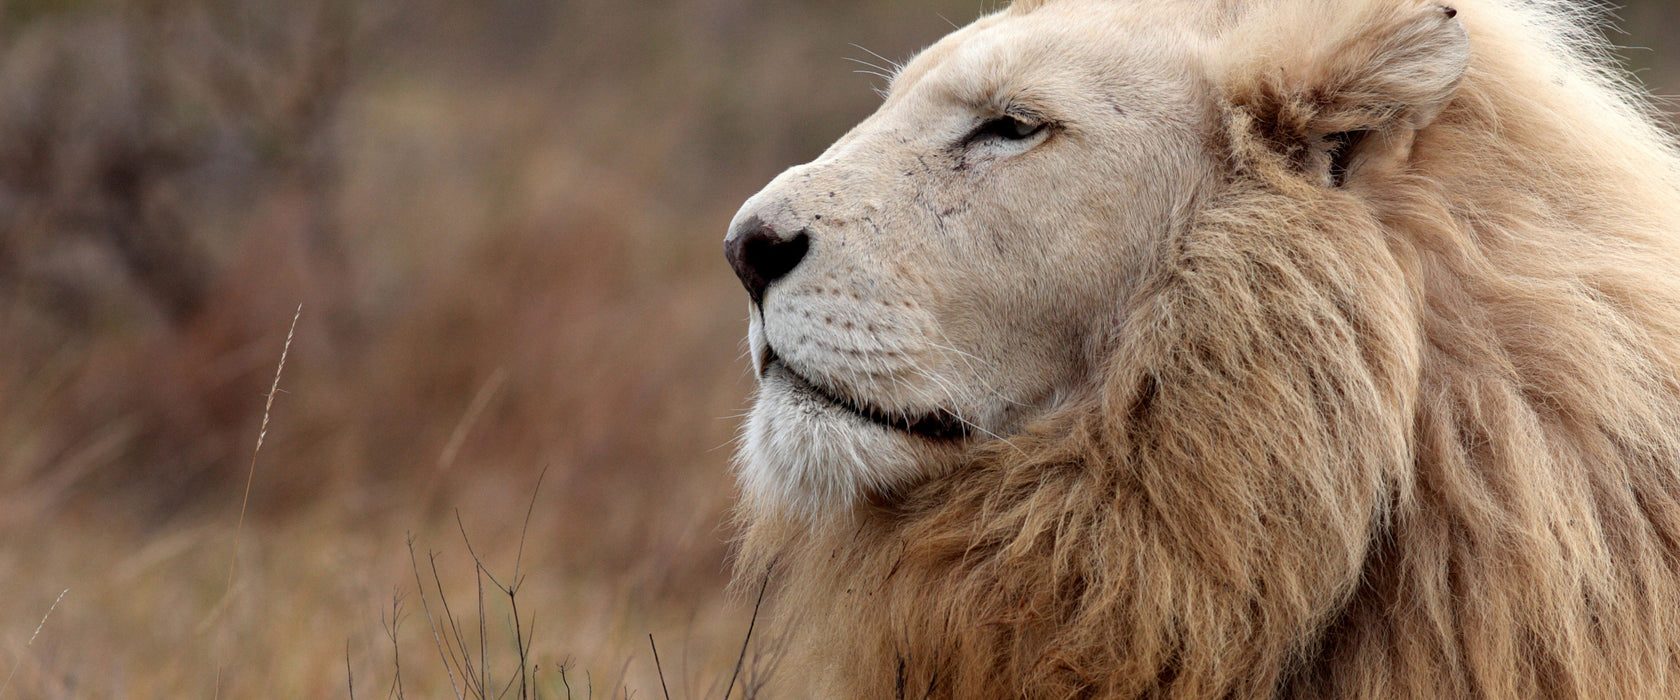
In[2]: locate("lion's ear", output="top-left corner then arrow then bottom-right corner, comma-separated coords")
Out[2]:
1215,1 -> 1469,187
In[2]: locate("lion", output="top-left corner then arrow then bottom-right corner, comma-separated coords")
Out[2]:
721,0 -> 1680,696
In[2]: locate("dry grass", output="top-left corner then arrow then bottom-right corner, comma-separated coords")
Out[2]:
0,0 -> 1673,696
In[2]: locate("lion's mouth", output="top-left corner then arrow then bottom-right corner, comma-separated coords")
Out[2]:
761,347 -> 970,441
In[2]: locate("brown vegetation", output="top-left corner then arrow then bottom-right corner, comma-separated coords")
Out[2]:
0,0 -> 1674,696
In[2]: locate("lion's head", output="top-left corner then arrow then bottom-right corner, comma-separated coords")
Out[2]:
727,0 -> 1463,516
726,0 -> 1680,696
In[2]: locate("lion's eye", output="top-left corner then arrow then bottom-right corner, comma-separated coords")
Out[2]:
971,115 -> 1045,142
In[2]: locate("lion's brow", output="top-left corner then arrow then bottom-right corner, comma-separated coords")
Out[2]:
960,87 -> 1055,123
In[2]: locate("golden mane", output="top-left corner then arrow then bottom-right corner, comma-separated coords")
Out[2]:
736,0 -> 1680,696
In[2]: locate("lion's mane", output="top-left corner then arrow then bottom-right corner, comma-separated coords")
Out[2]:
736,0 -> 1680,696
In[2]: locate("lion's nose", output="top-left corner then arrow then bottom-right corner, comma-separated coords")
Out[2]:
725,216 -> 810,306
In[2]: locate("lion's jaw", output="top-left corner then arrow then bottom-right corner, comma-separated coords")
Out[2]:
728,2 -> 1217,518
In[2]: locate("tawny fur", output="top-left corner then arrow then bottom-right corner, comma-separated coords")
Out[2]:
734,0 -> 1680,696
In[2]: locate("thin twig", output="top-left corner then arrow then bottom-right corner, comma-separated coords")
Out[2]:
0,588 -> 67,699
476,554 -> 488,699
723,568 -> 771,700
649,634 -> 671,700
455,510 -> 508,591
429,553 -> 483,697
451,509 -> 504,699
346,639 -> 356,700
214,303 -> 301,699
526,616 -> 539,698
510,467 -> 547,699
512,466 -> 547,591
408,535 -> 464,699
384,592 -> 407,700
507,593 -> 528,700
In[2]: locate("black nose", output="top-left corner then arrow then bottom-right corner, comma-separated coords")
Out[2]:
725,216 -> 810,305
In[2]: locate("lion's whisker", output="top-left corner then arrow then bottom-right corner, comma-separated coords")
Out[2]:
907,360 -> 1026,456
847,44 -> 903,73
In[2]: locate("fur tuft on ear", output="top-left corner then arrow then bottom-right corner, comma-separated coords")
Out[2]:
1215,0 -> 1470,186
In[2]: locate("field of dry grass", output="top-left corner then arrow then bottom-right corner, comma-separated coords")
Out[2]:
0,0 -> 1675,697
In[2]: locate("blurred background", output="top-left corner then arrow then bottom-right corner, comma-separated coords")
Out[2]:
0,0 -> 1674,696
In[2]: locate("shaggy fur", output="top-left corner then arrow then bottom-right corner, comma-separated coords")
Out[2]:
732,0 -> 1680,696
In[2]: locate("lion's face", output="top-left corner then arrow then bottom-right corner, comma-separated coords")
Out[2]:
727,1 -> 1220,514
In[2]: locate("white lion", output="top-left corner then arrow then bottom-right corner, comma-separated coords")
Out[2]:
724,0 -> 1680,696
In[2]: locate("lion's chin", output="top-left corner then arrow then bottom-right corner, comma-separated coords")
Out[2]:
736,362 -> 965,518
760,351 -> 971,441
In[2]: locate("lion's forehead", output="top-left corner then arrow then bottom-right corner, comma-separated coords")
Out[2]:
891,1 -> 1206,109
1010,0 -> 1246,27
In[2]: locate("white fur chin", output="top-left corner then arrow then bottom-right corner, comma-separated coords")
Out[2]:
737,368 -> 937,520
